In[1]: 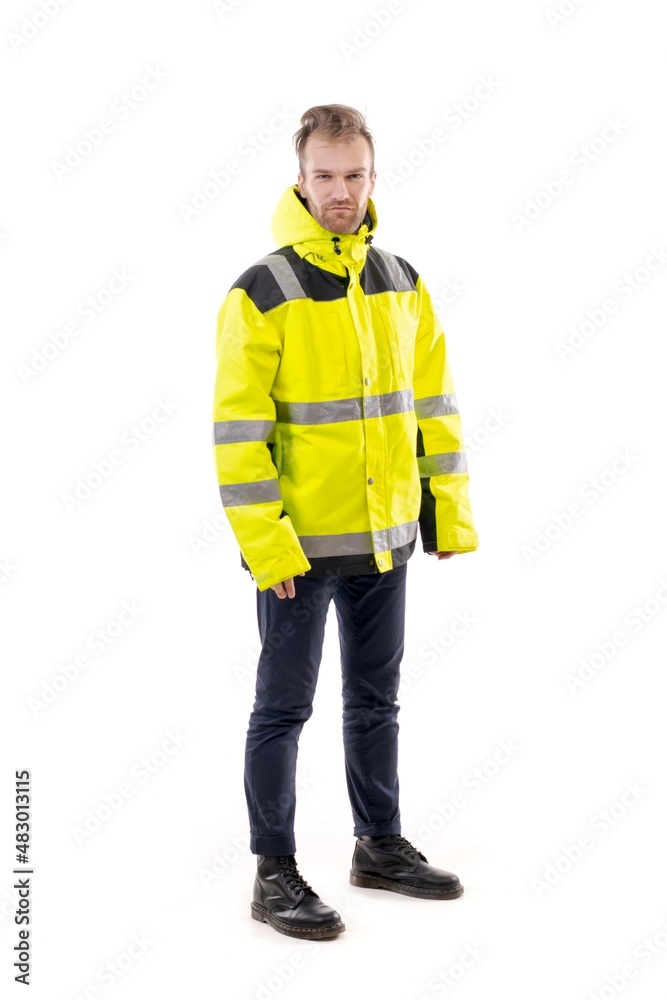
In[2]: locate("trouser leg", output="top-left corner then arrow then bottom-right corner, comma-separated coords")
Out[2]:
333,563 -> 407,837
244,575 -> 336,855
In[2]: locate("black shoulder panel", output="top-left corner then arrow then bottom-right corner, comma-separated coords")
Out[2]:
230,246 -> 347,313
361,247 -> 419,295
229,253 -> 288,314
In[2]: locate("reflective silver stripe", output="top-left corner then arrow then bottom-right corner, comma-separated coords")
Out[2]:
373,520 -> 418,552
363,388 -> 414,419
418,452 -> 468,476
276,397 -> 362,425
219,478 -> 281,507
414,393 -> 459,419
275,389 -> 414,425
373,247 -> 415,293
213,419 -> 274,445
300,530 -> 372,557
298,520 -> 418,558
259,253 -> 307,301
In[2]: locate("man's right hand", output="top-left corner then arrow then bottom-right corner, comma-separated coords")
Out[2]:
271,572 -> 305,599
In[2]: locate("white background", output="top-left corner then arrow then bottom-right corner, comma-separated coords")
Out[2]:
2,1 -> 666,998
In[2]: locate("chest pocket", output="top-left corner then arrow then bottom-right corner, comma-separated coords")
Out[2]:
323,305 -> 357,391
377,305 -> 405,380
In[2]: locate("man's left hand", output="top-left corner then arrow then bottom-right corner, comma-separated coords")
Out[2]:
427,551 -> 460,560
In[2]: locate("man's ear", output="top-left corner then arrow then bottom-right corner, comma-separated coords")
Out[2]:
368,171 -> 377,196
297,173 -> 305,197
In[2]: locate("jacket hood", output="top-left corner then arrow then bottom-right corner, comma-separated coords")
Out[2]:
271,184 -> 377,275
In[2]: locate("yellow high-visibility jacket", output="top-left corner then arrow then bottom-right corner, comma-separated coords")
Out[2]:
212,184 -> 479,592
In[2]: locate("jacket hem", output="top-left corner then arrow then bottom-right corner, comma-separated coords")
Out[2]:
240,536 -> 416,580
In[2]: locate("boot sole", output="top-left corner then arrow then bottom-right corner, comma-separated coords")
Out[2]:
250,902 -> 346,939
349,869 -> 464,899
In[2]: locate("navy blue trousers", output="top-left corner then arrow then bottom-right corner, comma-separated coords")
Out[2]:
244,563 -> 407,855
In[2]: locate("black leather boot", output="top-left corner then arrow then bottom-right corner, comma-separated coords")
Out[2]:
251,854 -> 346,938
350,834 -> 464,899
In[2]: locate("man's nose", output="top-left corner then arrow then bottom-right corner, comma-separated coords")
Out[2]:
331,179 -> 350,201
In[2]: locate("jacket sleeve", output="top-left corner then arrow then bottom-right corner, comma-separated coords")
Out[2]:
412,275 -> 479,553
212,286 -> 311,591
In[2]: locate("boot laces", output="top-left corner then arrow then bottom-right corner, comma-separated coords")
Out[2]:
385,835 -> 427,862
278,855 -> 315,894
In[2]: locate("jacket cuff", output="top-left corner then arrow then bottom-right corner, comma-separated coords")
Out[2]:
241,548 -> 312,592
435,528 -> 479,552
418,489 -> 479,553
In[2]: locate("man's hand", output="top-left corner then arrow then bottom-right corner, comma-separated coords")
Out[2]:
271,572 -> 306,598
427,551 -> 459,560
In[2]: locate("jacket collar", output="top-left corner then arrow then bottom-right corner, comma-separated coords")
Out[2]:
271,184 -> 376,276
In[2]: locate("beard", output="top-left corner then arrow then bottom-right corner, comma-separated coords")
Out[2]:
310,201 -> 365,235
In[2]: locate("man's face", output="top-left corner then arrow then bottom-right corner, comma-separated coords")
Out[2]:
297,135 -> 376,236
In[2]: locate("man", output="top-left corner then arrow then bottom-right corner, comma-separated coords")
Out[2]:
212,104 -> 479,939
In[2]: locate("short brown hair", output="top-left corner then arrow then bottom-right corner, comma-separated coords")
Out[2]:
293,104 -> 375,176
